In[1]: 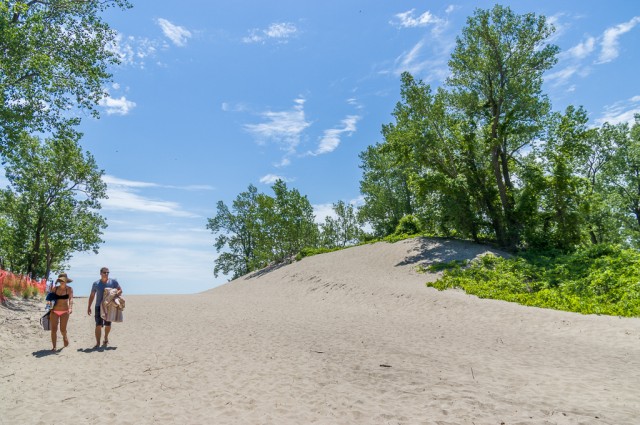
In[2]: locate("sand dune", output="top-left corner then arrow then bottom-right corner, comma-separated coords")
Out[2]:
1,237 -> 639,424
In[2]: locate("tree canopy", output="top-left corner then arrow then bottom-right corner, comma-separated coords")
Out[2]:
0,133 -> 107,278
0,0 -> 131,153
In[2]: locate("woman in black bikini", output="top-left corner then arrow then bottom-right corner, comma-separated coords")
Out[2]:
49,273 -> 74,351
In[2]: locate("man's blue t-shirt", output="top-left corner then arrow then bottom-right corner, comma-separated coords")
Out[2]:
92,278 -> 121,306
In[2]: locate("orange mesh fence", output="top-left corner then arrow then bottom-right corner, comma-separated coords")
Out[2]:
0,269 -> 47,302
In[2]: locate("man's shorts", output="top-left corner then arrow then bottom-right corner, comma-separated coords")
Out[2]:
95,306 -> 112,327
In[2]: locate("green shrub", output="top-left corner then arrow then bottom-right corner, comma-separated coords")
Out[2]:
295,246 -> 341,261
427,245 -> 640,317
420,259 -> 469,272
2,287 -> 12,299
394,215 -> 421,236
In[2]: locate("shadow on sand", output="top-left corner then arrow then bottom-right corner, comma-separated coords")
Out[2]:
32,349 -> 60,358
77,346 -> 117,353
395,237 -> 507,268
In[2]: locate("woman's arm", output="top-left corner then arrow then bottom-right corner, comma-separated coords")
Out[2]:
69,287 -> 74,314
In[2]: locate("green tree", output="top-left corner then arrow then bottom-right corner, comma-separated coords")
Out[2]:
320,200 -> 363,248
208,181 -> 320,280
358,142 -> 414,237
207,184 -> 264,279
0,0 -> 131,152
605,115 -> 640,246
447,5 -> 559,247
267,180 -> 318,262
0,133 -> 107,278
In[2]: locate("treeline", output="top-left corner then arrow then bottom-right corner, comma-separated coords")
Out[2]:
359,6 -> 640,252
207,181 -> 363,280
210,5 -> 640,280
0,1 -> 130,279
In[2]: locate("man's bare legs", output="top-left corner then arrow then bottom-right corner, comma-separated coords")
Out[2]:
103,325 -> 111,345
96,325 -> 112,347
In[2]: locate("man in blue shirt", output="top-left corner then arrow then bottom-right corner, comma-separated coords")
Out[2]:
87,267 -> 122,348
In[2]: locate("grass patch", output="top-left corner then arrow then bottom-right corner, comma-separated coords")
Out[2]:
427,244 -> 640,317
419,259 -> 469,273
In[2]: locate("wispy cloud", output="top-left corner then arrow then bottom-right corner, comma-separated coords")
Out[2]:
597,16 -> 640,64
102,175 -> 211,218
564,37 -> 596,60
545,65 -> 580,87
99,95 -> 137,115
109,32 -> 160,68
548,16 -> 639,91
243,22 -> 298,44
393,39 -> 449,81
157,18 -> 192,47
244,98 -> 311,154
391,8 -> 444,30
312,115 -> 360,155
387,8 -> 453,81
596,95 -> 640,126
313,196 -> 364,224
259,174 -> 290,185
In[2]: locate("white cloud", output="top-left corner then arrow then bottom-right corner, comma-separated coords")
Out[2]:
545,65 -> 579,87
313,196 -> 364,225
243,22 -> 298,44
564,37 -> 596,60
313,115 -> 360,155
99,95 -> 136,115
109,32 -> 160,68
102,175 -> 209,218
393,39 -> 449,81
597,16 -> 640,64
545,13 -> 570,43
596,96 -> 640,126
274,157 -> 291,167
157,18 -> 192,47
312,202 -> 335,224
259,174 -> 289,185
244,98 -> 311,154
445,5 -> 459,15
392,9 -> 443,29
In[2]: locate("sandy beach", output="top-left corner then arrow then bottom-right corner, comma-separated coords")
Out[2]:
1,237 -> 639,424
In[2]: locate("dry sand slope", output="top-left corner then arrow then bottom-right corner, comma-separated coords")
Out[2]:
1,237 -> 639,425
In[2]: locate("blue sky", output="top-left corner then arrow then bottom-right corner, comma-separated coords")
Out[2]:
16,1 -> 640,295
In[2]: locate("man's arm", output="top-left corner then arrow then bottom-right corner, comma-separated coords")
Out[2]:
87,291 -> 95,315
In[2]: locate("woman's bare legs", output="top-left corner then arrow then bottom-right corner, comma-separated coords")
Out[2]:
60,313 -> 70,347
50,313 -> 59,351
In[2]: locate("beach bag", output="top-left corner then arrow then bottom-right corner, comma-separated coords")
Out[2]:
40,311 -> 51,331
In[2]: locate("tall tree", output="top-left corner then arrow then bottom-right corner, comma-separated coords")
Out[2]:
320,200 -> 363,248
267,180 -> 318,262
605,115 -> 640,246
0,0 -> 131,153
207,185 -> 263,279
358,142 -> 414,237
0,133 -> 107,278
447,5 -> 558,247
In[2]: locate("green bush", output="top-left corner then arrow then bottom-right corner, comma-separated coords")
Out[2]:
427,245 -> 640,317
394,215 -> 421,236
295,246 -> 341,261
2,287 -> 12,299
420,259 -> 469,272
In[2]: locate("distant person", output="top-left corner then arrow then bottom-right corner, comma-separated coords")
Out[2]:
87,267 -> 122,348
49,273 -> 74,351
